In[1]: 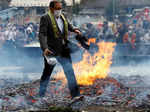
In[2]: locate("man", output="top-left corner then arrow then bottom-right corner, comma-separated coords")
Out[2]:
123,28 -> 136,49
38,1 -> 82,99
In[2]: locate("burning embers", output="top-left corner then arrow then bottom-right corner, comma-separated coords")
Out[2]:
1,74 -> 150,111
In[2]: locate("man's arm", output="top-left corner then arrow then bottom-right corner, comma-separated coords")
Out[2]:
68,22 -> 77,32
68,22 -> 81,34
63,15 -> 81,35
38,16 -> 48,51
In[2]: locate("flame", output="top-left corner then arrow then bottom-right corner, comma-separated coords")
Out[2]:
54,41 -> 116,86
88,38 -> 96,45
75,41 -> 116,85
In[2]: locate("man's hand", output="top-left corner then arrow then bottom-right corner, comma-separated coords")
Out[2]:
44,48 -> 54,56
74,29 -> 82,35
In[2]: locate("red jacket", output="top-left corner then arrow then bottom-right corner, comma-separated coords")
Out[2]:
123,32 -> 136,49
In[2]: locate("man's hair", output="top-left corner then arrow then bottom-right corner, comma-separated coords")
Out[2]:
49,1 -> 60,8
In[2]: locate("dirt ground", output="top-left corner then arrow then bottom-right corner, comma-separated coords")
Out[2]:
83,106 -> 150,112
28,105 -> 150,112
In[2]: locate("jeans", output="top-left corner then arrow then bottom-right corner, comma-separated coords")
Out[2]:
39,53 -> 80,98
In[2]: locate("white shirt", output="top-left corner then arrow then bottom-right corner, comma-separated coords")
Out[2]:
8,30 -> 16,41
55,16 -> 64,33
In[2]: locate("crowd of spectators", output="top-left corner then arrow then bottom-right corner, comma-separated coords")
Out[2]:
78,8 -> 150,48
1,7 -> 150,51
0,22 -> 39,48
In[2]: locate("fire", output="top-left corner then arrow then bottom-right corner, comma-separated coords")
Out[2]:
54,41 -> 116,86
88,38 -> 96,45
75,41 -> 116,85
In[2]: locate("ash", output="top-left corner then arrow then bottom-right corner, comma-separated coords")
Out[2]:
0,69 -> 150,112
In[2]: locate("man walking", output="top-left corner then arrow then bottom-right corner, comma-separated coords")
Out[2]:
38,1 -> 82,99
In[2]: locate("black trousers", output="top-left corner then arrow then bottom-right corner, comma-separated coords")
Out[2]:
39,53 -> 80,98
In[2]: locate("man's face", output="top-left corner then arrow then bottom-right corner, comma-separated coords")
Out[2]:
50,2 -> 62,15
54,2 -> 62,11
53,2 -> 62,17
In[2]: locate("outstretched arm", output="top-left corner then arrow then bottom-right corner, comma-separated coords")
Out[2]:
68,22 -> 81,35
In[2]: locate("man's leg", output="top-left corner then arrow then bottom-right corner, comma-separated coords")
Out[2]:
39,57 -> 55,97
57,55 -> 80,98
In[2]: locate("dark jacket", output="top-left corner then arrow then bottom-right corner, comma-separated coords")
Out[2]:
38,13 -> 76,55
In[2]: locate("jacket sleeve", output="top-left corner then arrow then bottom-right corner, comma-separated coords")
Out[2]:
68,22 -> 78,32
38,16 -> 48,51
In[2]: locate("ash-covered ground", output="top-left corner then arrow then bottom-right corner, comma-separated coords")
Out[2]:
0,64 -> 150,112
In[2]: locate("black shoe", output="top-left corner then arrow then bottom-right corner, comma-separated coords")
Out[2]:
69,95 -> 84,106
72,95 -> 84,101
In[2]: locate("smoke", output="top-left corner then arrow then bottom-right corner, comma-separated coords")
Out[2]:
111,40 -> 150,71
111,52 -> 150,75
0,44 -> 43,85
